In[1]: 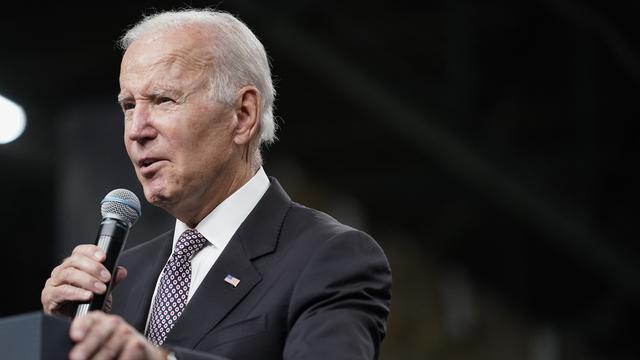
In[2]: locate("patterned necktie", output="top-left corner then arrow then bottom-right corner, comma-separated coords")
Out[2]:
146,229 -> 208,345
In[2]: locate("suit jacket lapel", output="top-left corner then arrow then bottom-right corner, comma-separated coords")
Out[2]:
163,236 -> 261,347
117,231 -> 173,333
164,177 -> 292,347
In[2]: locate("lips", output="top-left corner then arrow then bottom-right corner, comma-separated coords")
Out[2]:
139,158 -> 159,167
138,157 -> 167,176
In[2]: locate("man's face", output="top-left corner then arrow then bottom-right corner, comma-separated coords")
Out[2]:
118,28 -> 236,217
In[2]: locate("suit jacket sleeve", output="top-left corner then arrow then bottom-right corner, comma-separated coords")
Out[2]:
283,229 -> 392,359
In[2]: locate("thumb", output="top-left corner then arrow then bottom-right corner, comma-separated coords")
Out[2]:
103,266 -> 128,313
113,266 -> 128,287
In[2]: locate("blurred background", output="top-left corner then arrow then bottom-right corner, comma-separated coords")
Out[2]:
1,0 -> 638,359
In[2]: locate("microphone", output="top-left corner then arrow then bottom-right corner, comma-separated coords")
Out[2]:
75,189 -> 141,318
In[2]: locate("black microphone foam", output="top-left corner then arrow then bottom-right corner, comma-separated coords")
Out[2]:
75,189 -> 141,317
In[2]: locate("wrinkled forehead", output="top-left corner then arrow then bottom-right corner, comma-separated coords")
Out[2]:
120,26 -> 216,84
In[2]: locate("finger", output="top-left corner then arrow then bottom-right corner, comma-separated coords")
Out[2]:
119,337 -> 148,360
42,278 -> 92,315
92,320 -> 133,360
45,283 -> 93,307
72,244 -> 107,262
69,311 -> 95,342
52,256 -> 111,285
50,267 -> 107,294
102,267 -> 128,313
69,312 -> 120,360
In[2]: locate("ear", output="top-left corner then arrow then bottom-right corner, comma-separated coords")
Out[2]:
233,86 -> 261,146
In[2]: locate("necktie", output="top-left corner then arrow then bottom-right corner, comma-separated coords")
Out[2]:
146,229 -> 208,345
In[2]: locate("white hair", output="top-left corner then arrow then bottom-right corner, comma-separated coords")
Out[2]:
119,9 -> 277,149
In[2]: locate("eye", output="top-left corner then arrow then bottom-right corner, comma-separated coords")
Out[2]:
157,96 -> 174,104
121,102 -> 135,112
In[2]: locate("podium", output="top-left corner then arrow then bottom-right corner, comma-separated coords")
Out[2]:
0,311 -> 72,359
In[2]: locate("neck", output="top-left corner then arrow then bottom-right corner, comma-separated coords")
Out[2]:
175,164 -> 257,228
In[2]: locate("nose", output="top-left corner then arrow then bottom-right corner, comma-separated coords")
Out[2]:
126,103 -> 157,144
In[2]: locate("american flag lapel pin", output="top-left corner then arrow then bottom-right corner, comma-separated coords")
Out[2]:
224,274 -> 241,287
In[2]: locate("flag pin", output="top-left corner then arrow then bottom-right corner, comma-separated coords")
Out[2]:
224,274 -> 240,287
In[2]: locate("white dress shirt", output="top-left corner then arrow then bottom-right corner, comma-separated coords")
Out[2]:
145,167 -> 270,330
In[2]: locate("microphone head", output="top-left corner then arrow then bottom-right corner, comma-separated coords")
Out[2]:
100,189 -> 142,225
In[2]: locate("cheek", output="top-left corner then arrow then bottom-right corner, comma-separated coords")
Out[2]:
124,143 -> 136,167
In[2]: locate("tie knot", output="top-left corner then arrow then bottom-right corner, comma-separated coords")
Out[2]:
174,229 -> 207,259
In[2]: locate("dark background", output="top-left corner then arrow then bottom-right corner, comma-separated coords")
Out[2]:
1,1 -> 638,359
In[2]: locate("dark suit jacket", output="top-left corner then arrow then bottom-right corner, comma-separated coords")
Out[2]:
111,178 -> 392,360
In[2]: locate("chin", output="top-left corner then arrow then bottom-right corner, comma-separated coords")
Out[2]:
144,183 -> 182,213
143,183 -> 169,206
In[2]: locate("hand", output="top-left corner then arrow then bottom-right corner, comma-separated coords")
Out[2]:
69,311 -> 167,360
41,244 -> 127,316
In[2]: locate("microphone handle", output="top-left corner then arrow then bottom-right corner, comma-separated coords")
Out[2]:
75,218 -> 130,318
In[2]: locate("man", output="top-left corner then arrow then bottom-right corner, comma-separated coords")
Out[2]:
41,9 -> 391,360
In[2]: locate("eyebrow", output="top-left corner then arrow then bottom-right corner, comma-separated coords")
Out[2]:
117,86 -> 182,103
117,94 -> 131,103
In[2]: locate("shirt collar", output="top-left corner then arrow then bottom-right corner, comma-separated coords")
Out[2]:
172,167 -> 270,250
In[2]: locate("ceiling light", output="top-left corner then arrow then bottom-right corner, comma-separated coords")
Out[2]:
0,94 -> 27,144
